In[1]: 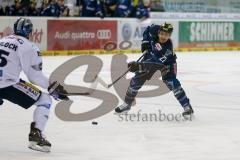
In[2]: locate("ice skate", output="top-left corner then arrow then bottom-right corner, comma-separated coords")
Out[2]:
182,105 -> 194,119
28,122 -> 51,153
115,102 -> 131,114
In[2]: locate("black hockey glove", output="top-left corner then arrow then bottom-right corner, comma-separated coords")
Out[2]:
160,65 -> 171,77
128,61 -> 138,72
128,61 -> 146,73
141,42 -> 151,53
48,81 -> 69,101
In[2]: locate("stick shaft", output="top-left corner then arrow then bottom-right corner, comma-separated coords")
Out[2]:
63,92 -> 90,96
107,51 -> 147,88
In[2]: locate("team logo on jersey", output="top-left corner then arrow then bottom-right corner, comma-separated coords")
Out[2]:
155,43 -> 162,51
17,38 -> 24,44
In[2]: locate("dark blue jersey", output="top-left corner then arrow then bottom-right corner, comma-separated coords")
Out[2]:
114,0 -> 134,17
135,2 -> 150,19
142,25 -> 176,65
40,3 -> 60,17
80,0 -> 102,17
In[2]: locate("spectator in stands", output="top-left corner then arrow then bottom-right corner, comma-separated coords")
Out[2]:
0,5 -> 5,15
38,0 -> 49,15
27,0 -> 39,16
79,0 -> 103,18
0,0 -> 152,18
6,0 -> 28,16
114,0 -> 134,17
40,0 -> 60,17
57,0 -> 70,17
104,0 -> 117,17
136,0 -> 150,20
130,0 -> 139,17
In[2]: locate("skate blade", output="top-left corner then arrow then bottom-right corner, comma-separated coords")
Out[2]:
183,113 -> 195,121
28,141 -> 51,153
114,110 -> 130,115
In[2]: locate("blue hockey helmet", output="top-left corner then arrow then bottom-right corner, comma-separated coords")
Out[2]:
14,18 -> 33,38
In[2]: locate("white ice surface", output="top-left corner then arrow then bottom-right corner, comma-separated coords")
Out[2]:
0,51 -> 240,160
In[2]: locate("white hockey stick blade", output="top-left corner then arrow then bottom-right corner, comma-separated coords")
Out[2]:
95,76 -> 109,88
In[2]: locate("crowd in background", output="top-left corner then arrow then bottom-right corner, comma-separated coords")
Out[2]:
78,0 -> 151,19
0,0 -> 70,17
0,0 -> 151,19
1,0 -> 239,18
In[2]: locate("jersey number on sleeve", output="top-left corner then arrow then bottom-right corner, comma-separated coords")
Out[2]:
0,49 -> 10,67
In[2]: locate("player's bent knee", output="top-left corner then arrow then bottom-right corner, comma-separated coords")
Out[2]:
164,78 -> 181,91
35,93 -> 52,109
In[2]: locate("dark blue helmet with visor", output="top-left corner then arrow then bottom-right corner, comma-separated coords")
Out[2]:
14,18 -> 33,38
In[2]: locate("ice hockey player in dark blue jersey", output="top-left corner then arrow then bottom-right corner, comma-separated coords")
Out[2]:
115,23 -> 194,117
80,0 -> 103,17
114,0 -> 134,17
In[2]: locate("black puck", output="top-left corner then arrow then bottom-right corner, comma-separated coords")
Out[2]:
92,121 -> 98,125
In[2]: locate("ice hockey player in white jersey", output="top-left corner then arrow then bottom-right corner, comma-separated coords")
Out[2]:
0,18 -> 69,153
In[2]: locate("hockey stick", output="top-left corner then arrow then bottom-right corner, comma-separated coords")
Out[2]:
62,75 -> 101,96
94,75 -> 109,88
63,92 -> 91,96
60,51 -> 147,95
107,50 -> 147,88
63,74 -> 110,96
